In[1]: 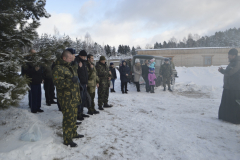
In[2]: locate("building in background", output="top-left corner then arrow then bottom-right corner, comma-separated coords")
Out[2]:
136,47 -> 240,67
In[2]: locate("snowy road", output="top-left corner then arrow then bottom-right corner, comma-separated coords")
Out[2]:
0,66 -> 240,160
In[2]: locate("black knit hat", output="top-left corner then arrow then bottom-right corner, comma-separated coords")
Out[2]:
79,50 -> 87,56
228,48 -> 238,55
66,48 -> 76,54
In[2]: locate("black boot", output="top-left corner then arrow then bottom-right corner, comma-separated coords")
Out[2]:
103,103 -> 113,108
93,110 -> 100,114
50,100 -> 57,104
82,114 -> 90,118
46,102 -> 51,106
113,89 -> 116,92
168,87 -> 173,92
98,106 -> 104,110
64,141 -> 78,147
76,122 -> 82,125
110,89 -> 113,92
73,134 -> 84,139
163,87 -> 166,91
77,114 -> 84,121
87,110 -> 94,115
122,91 -> 125,94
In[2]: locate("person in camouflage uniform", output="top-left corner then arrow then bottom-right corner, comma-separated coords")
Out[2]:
86,54 -> 100,115
95,56 -> 113,110
159,58 -> 173,92
52,50 -> 83,147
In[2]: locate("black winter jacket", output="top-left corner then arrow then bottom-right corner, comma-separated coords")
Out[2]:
142,64 -> 149,78
220,56 -> 240,90
109,67 -> 117,80
24,64 -> 43,85
119,61 -> 130,83
74,56 -> 88,85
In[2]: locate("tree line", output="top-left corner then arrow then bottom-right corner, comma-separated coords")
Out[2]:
152,28 -> 240,49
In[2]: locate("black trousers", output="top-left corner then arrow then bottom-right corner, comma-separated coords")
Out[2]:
121,82 -> 128,92
30,84 -> 41,112
135,82 -> 140,91
44,78 -> 54,103
143,76 -> 150,92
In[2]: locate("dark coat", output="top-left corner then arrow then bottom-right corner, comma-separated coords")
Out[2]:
220,56 -> 240,90
24,64 -> 43,85
43,62 -> 53,79
142,64 -> 149,78
109,67 -> 117,80
119,61 -> 130,83
74,56 -> 88,85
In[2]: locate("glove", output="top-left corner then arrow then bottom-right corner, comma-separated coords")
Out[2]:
72,76 -> 78,83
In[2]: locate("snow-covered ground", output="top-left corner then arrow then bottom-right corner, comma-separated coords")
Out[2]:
1,66 -> 240,160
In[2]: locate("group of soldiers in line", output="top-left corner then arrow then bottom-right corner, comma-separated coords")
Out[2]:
22,48 -> 114,147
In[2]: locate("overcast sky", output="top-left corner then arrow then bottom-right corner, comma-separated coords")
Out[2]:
37,0 -> 240,48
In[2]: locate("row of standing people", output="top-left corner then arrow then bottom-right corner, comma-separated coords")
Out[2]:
119,58 -> 173,94
52,48 -> 113,147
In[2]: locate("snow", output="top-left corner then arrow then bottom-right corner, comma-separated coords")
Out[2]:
0,66 -> 240,160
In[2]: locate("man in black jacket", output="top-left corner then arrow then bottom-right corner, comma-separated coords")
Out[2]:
109,62 -> 117,92
23,50 -> 44,113
74,50 -> 90,120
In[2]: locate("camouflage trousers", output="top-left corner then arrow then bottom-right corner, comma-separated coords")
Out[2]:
163,76 -> 171,88
98,82 -> 109,106
62,103 -> 78,144
87,88 -> 95,106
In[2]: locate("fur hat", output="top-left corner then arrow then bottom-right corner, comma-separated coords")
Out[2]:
228,48 -> 238,56
135,59 -> 140,63
79,50 -> 87,56
100,56 -> 106,61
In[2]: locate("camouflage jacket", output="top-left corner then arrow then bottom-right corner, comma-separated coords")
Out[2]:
87,61 -> 99,93
159,63 -> 173,78
52,58 -> 81,106
95,61 -> 111,84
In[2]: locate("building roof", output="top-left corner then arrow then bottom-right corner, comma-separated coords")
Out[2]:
136,47 -> 234,52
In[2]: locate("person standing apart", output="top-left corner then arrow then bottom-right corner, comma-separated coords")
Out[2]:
96,56 -> 113,110
218,48 -> 240,124
119,60 -> 130,94
86,54 -> 100,115
133,59 -> 142,92
109,62 -> 117,92
159,58 -> 173,92
52,50 -> 84,147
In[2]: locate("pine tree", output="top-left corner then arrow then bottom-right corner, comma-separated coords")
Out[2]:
0,0 -> 50,108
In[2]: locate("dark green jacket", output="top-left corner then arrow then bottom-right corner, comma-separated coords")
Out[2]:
96,61 -> 111,84
52,58 -> 81,107
159,63 -> 173,78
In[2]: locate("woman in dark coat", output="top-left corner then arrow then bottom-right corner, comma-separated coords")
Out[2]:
218,48 -> 240,124
119,60 -> 130,94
